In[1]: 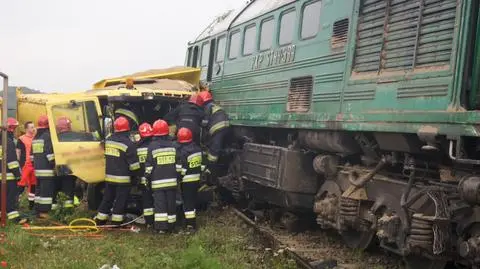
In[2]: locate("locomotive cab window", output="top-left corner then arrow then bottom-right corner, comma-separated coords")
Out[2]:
228,31 -> 241,59
259,18 -> 274,51
279,9 -> 296,46
216,36 -> 226,62
186,47 -> 192,66
200,42 -> 210,67
243,24 -> 257,56
301,1 -> 322,39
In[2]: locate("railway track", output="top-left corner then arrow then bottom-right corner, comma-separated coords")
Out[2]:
232,207 -> 403,269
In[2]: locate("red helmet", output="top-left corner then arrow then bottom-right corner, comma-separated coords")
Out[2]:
37,115 -> 49,129
177,128 -> 193,144
199,91 -> 213,104
188,94 -> 204,107
6,118 -> 19,132
152,120 -> 169,136
139,123 -> 153,138
56,116 -> 72,133
114,116 -> 130,132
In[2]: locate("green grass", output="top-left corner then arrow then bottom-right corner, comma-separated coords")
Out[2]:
1,197 -> 297,269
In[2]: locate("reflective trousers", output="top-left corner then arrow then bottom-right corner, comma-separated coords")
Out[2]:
53,176 -> 75,209
96,183 -> 131,225
206,128 -> 228,164
142,186 -> 154,225
153,188 -> 177,232
181,181 -> 199,228
36,176 -> 55,213
1,181 -> 20,221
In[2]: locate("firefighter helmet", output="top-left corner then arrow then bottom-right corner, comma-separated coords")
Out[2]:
56,116 -> 72,133
177,127 -> 193,144
37,115 -> 49,129
6,118 -> 19,132
152,120 -> 169,136
199,91 -> 213,104
188,94 -> 204,107
114,116 -> 130,132
139,123 -> 153,138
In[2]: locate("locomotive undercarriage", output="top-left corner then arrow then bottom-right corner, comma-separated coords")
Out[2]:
218,127 -> 480,269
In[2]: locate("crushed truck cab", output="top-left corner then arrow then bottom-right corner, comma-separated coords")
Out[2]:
14,67 -> 202,211
14,67 -> 200,185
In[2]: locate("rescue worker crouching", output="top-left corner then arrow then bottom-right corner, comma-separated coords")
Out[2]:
145,120 -> 178,233
137,122 -> 154,226
198,91 -> 230,165
1,118 -> 24,223
164,94 -> 205,144
176,128 -> 202,232
32,115 -> 56,218
95,116 -> 141,225
53,117 -> 76,210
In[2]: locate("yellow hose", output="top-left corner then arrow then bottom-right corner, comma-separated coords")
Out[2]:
22,218 -> 100,233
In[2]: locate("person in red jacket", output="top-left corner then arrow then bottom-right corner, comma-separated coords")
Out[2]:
16,121 -> 37,209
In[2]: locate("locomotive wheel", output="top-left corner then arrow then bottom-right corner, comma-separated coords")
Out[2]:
403,256 -> 446,269
341,229 -> 376,250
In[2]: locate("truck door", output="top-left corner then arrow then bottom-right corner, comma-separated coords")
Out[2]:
46,97 -> 105,183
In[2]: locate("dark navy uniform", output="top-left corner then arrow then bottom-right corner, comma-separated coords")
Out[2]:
1,132 -> 22,221
32,128 -> 56,213
176,141 -> 202,228
96,131 -> 140,225
137,137 -> 154,225
164,103 -> 205,143
145,136 -> 178,232
203,102 -> 230,163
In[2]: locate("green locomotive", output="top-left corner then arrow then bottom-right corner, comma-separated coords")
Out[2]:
186,0 -> 480,268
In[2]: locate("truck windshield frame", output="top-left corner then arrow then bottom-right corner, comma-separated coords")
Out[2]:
51,100 -> 102,142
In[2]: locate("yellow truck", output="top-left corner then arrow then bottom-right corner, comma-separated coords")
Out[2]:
11,67 -> 201,209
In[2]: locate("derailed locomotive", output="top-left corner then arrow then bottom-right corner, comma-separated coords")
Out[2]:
186,0 -> 480,268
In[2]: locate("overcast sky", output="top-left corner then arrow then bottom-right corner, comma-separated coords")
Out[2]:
0,0 -> 242,92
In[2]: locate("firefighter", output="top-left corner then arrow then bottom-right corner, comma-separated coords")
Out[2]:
95,116 -> 141,225
32,115 -> 56,218
163,94 -> 205,144
16,121 -> 37,209
1,118 -> 23,222
137,122 -> 154,226
53,116 -> 76,210
176,127 -> 202,232
115,107 -> 139,131
198,91 -> 230,164
145,120 -> 178,233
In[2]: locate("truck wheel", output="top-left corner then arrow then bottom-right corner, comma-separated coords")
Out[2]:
87,182 -> 105,211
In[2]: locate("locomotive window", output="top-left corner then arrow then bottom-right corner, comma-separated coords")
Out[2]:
216,36 -> 226,62
259,18 -> 274,51
279,9 -> 296,46
243,24 -> 256,56
301,1 -> 322,39
229,31 -> 241,59
200,42 -> 210,67
186,47 -> 192,66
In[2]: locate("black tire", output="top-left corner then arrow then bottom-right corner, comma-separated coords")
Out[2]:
87,182 -> 105,211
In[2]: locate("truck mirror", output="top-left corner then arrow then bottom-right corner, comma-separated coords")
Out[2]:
104,117 -> 113,138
